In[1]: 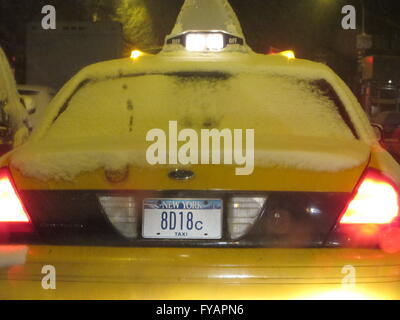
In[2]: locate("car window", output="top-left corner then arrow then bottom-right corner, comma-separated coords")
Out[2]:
46,72 -> 357,143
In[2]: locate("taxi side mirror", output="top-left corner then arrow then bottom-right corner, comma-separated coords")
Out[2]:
371,123 -> 384,142
0,108 -> 10,138
20,95 -> 36,115
0,109 -> 12,155
0,109 -> 11,155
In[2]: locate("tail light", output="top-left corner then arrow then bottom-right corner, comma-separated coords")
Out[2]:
340,169 -> 399,225
0,168 -> 30,223
227,197 -> 266,239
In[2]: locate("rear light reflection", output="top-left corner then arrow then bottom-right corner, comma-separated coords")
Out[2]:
98,196 -> 138,238
379,228 -> 400,254
0,169 -> 30,223
340,169 -> 399,225
227,197 -> 266,239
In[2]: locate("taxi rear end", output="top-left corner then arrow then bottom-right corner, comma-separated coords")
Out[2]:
2,161 -> 400,299
1,55 -> 400,299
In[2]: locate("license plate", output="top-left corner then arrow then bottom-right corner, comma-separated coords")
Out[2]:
142,198 -> 222,239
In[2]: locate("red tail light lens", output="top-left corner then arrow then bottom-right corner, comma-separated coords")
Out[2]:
340,169 -> 399,224
0,168 -> 30,223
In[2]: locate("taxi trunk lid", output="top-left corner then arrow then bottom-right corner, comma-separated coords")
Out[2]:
10,136 -> 370,192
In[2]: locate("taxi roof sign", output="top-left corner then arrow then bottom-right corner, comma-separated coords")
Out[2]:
164,0 -> 246,52
166,31 -> 244,51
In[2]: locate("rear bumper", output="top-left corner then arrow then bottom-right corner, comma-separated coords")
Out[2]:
0,245 -> 399,300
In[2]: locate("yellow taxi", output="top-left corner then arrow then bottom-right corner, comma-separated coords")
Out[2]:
0,0 -> 400,300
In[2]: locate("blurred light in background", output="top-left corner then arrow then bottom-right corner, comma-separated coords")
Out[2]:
130,50 -> 143,60
279,50 -> 296,59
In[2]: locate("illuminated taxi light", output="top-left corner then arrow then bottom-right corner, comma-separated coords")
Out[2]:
0,171 -> 30,223
279,50 -> 295,59
186,34 -> 207,51
205,33 -> 224,51
340,170 -> 399,224
186,33 -> 224,52
130,50 -> 143,60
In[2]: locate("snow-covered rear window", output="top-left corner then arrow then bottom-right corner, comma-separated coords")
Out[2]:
45,72 -> 356,142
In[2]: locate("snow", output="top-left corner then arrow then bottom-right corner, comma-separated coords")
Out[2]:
42,74 -> 355,140
163,0 -> 250,53
169,0 -> 244,37
10,137 -> 370,181
10,62 -> 371,181
17,85 -> 55,129
17,51 -> 378,151
0,47 -> 27,136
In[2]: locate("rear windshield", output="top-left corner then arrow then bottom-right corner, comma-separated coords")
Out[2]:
47,72 -> 357,142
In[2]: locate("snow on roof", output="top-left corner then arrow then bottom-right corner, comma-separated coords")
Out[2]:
25,52 -> 375,144
168,0 -> 245,38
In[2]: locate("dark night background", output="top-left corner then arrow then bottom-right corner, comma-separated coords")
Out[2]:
1,0 -> 400,87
